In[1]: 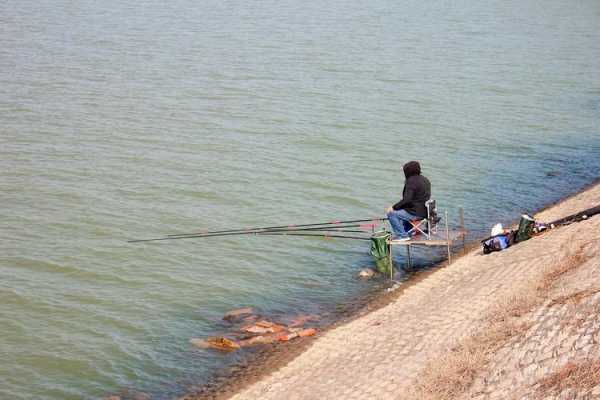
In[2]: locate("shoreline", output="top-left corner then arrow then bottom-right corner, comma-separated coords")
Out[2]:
532,177 -> 600,217
179,261 -> 443,400
176,180 -> 600,400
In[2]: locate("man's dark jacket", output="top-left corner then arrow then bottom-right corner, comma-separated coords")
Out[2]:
392,161 -> 431,218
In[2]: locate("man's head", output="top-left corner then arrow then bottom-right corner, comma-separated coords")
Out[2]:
403,161 -> 421,178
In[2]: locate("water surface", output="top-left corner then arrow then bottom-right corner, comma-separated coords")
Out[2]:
1,0 -> 599,398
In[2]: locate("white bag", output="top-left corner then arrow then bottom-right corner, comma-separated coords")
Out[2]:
491,223 -> 504,236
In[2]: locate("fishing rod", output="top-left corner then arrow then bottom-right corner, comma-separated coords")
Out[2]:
128,226 -> 371,243
256,232 -> 371,241
548,205 -> 600,227
480,204 -> 600,244
166,217 -> 387,238
181,223 -> 373,234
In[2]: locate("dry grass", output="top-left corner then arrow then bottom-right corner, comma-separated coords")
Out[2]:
407,243 -> 590,400
538,246 -> 591,291
408,297 -> 533,400
548,288 -> 600,307
536,360 -> 600,397
411,341 -> 484,400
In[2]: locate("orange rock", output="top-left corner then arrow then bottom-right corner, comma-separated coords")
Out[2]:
241,321 -> 286,334
242,315 -> 259,323
277,332 -> 299,342
239,334 -> 280,347
298,328 -> 317,337
241,324 -> 273,334
271,324 -> 286,333
255,320 -> 275,328
205,337 -> 240,351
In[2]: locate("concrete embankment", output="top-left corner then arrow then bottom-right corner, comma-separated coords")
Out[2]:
213,183 -> 600,400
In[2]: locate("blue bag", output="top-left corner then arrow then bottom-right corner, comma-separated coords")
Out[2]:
482,234 -> 510,254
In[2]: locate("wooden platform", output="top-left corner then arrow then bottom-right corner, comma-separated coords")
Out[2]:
387,229 -> 467,247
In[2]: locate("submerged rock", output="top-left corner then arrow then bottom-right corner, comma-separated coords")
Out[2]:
223,307 -> 254,322
298,328 -> 317,337
277,331 -> 299,341
242,314 -> 259,323
195,311 -> 321,351
241,320 -> 286,334
190,337 -> 240,351
386,282 -> 402,292
104,390 -> 150,400
238,334 -> 280,347
358,268 -> 376,279
288,314 -> 320,328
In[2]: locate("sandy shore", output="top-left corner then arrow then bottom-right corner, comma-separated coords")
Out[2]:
185,182 -> 600,400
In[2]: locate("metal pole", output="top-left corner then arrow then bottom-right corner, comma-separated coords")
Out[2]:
388,242 -> 393,280
445,210 -> 451,265
407,244 -> 412,270
459,207 -> 465,253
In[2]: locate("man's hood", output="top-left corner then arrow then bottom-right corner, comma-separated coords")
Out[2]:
403,161 -> 421,179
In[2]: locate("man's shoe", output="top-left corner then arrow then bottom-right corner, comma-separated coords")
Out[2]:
392,236 -> 411,242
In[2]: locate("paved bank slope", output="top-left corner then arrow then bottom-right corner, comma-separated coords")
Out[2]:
226,183 -> 600,400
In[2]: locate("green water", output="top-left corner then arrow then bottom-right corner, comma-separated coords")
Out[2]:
1,0 -> 599,398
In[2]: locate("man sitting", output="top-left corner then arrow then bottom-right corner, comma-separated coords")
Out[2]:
385,161 -> 431,241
